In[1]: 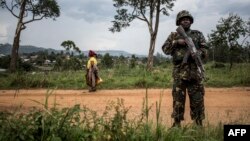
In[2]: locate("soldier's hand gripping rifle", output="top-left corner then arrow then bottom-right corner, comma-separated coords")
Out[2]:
176,25 -> 205,80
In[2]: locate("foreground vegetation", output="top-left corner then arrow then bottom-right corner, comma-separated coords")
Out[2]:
0,91 -> 225,141
0,62 -> 250,89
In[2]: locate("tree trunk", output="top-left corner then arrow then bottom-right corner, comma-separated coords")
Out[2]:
9,0 -> 26,73
229,56 -> 233,71
229,49 -> 234,71
9,26 -> 21,72
147,33 -> 157,71
146,0 -> 160,71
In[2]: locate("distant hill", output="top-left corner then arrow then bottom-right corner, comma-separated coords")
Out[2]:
82,50 -> 144,57
0,43 -> 58,55
0,43 -> 146,57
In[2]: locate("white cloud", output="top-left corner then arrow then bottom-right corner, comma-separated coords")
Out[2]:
0,0 -> 249,55
0,24 -> 8,42
0,10 -> 17,44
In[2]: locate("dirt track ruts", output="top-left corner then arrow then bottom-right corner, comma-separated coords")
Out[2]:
0,87 -> 250,126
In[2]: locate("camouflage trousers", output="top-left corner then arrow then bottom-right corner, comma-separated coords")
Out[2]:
171,79 -> 205,121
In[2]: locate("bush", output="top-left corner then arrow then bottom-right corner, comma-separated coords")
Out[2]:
211,62 -> 226,68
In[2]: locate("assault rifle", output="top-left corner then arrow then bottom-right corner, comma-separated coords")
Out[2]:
176,25 -> 205,80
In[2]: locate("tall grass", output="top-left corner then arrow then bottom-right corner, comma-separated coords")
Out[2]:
205,63 -> 250,87
0,89 -> 227,141
0,62 -> 249,89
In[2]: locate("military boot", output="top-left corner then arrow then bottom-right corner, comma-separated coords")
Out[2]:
172,119 -> 181,128
195,119 -> 203,126
89,87 -> 96,92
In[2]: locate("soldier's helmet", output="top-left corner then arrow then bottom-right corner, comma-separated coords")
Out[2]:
176,10 -> 194,26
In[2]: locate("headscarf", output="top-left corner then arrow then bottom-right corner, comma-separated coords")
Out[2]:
88,50 -> 97,57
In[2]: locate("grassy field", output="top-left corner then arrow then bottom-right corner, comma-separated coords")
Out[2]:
0,62 -> 249,89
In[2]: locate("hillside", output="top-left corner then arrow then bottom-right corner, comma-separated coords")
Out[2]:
0,43 -> 57,55
0,43 -> 145,57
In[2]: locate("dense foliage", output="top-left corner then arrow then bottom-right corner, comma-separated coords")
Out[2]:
207,13 -> 250,69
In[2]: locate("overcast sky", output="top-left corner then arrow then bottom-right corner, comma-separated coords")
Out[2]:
0,0 -> 249,55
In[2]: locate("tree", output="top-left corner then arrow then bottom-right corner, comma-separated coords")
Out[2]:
118,55 -> 126,64
208,13 -> 249,69
0,0 -> 60,72
54,56 -> 63,71
61,40 -> 81,55
208,31 -> 230,63
130,54 -> 137,68
109,0 -> 176,71
35,51 -> 48,66
101,53 -> 114,68
0,55 -> 11,69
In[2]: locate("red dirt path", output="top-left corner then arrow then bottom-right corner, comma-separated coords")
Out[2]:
0,87 -> 250,127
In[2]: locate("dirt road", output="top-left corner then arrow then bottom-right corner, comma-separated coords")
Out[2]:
0,87 -> 250,126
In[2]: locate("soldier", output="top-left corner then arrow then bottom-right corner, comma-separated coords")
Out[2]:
162,10 -> 208,127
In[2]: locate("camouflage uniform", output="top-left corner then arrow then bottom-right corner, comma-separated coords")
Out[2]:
162,10 -> 208,125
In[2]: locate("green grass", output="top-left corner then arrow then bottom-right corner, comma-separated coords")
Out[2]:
205,63 -> 250,87
0,62 -> 249,89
